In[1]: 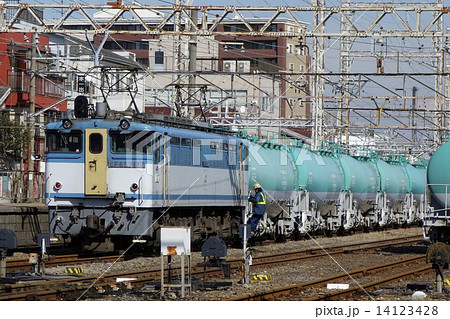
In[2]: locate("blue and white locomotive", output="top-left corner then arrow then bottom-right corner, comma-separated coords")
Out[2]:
46,96 -> 249,250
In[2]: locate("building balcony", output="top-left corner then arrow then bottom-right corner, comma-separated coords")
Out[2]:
7,71 -> 65,99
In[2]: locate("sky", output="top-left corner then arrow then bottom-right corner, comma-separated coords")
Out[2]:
23,0 -> 450,28
24,0 -> 450,8
15,0 -> 450,145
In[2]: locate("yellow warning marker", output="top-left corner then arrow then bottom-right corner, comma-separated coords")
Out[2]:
65,267 -> 84,275
445,278 -> 450,287
433,278 -> 450,288
251,273 -> 272,283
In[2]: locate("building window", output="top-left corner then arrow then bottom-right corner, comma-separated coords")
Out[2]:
145,88 -> 173,107
287,44 -> 293,54
155,51 -> 164,65
261,97 -> 274,113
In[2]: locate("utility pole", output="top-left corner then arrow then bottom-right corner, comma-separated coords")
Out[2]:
173,0 -> 196,118
311,0 -> 325,151
27,31 -> 37,202
339,0 -> 353,146
411,86 -> 417,144
174,0 -> 183,117
433,0 -> 445,146
188,8 -> 198,118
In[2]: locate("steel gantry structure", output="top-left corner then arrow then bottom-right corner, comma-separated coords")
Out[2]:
1,0 -> 449,155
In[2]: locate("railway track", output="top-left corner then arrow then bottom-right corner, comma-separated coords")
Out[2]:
5,234 -> 421,272
227,256 -> 431,301
248,235 -> 422,266
0,235 -> 425,300
6,254 -> 126,272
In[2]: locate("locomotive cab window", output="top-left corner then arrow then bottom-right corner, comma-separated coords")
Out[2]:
181,138 -> 192,147
222,142 -> 228,151
89,133 -> 103,154
46,131 -> 82,153
170,137 -> 180,145
110,130 -> 156,154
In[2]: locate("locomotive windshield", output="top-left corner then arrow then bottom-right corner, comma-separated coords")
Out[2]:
46,130 -> 82,153
110,130 -> 158,154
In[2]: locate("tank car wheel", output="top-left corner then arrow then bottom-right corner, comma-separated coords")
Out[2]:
275,233 -> 286,243
291,229 -> 302,241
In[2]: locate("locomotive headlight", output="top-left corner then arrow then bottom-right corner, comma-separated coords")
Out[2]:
62,119 -> 72,129
130,183 -> 139,191
119,119 -> 130,130
54,182 -> 62,190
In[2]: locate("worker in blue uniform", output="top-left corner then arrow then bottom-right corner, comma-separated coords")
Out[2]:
248,183 -> 266,231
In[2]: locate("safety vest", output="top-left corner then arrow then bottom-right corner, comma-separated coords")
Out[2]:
257,192 -> 266,205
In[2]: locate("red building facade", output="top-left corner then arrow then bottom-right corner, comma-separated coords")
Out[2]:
0,32 -> 67,112
0,32 -> 68,201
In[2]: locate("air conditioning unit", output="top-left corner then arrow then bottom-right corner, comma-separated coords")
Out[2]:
237,61 -> 250,73
223,60 -> 236,72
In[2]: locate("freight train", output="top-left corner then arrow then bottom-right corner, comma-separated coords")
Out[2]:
249,138 -> 426,239
424,140 -> 450,291
45,95 -> 427,251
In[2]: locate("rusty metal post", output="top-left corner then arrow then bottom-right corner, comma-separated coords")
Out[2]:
27,31 -> 37,202
0,250 -> 6,278
181,253 -> 185,298
242,204 -> 251,285
160,253 -> 164,298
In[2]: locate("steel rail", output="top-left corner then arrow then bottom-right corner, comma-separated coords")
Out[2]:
6,254 -> 126,272
0,235 -> 424,300
227,255 -> 428,301
304,265 -> 432,301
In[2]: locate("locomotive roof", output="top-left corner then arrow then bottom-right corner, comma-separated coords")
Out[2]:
46,117 -> 244,140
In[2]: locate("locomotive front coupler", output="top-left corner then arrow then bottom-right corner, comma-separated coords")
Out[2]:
112,192 -> 125,206
69,207 -> 80,226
